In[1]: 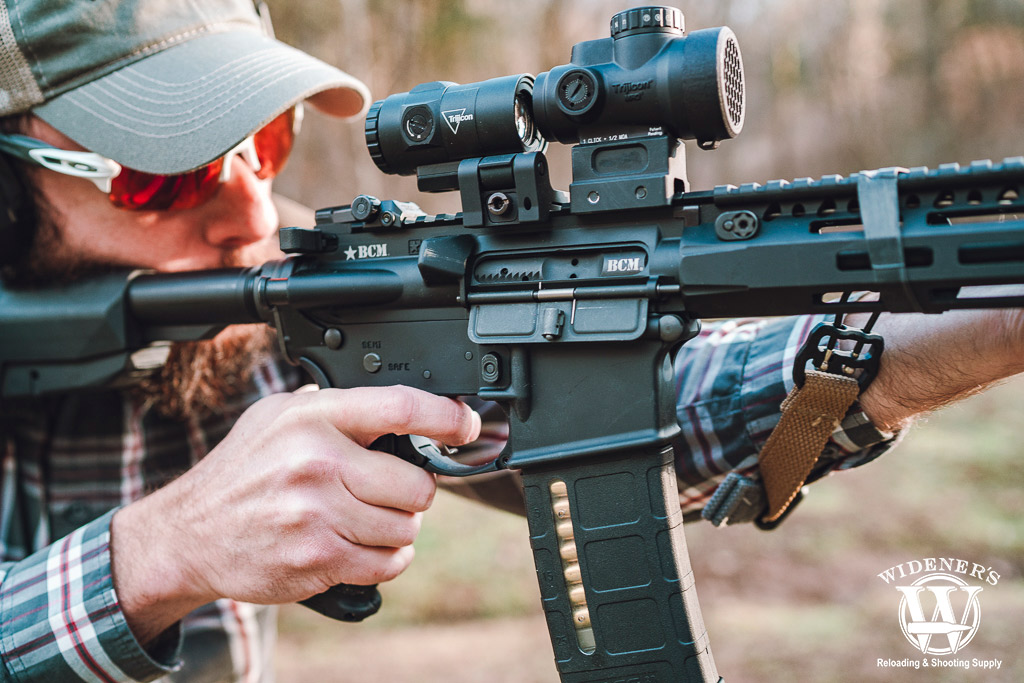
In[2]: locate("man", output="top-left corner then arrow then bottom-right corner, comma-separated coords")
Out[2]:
0,2 -> 481,681
0,1 -> 1019,682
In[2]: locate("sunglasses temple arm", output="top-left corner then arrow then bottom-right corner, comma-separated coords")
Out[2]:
219,136 -> 262,182
0,133 -> 120,193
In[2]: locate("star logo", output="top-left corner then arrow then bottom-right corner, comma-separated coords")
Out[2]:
344,246 -> 357,260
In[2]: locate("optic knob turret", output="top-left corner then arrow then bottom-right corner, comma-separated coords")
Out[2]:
610,6 -> 684,39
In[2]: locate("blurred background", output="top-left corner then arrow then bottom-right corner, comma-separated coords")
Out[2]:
262,1 -> 1024,681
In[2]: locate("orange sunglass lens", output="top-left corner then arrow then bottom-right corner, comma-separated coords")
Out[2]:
107,106 -> 296,210
253,108 -> 296,179
109,161 -> 223,211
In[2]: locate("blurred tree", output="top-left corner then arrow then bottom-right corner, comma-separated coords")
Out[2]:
262,0 -> 1023,215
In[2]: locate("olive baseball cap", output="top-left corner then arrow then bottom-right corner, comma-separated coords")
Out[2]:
0,0 -> 370,173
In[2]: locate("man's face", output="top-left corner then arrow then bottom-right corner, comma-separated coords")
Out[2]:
22,116 -> 285,417
24,116 -> 283,274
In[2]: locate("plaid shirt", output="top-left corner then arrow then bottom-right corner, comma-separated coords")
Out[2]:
0,314 -> 896,682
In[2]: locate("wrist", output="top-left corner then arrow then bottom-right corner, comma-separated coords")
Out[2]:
110,490 -> 213,646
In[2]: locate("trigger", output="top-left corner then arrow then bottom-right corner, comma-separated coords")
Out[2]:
393,434 -> 501,477
402,435 -> 442,467
392,434 -> 458,468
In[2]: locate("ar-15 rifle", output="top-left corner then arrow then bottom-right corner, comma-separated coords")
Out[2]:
2,6 -> 1023,682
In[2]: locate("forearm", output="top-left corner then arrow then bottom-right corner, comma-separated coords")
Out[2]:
0,511 -> 181,683
854,308 -> 1024,432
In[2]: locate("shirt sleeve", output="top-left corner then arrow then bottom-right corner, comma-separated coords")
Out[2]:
673,315 -> 902,517
0,509 -> 182,683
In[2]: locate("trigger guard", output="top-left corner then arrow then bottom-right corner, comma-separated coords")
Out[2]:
405,435 -> 502,477
297,357 -> 332,388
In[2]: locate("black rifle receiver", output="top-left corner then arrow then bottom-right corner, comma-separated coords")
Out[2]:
2,7 -> 1024,683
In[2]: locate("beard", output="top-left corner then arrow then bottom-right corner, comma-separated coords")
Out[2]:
11,197 -> 281,421
130,323 -> 276,420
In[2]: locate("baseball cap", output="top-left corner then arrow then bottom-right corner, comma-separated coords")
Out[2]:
0,0 -> 370,174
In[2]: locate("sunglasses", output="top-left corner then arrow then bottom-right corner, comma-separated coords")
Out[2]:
0,105 -> 302,211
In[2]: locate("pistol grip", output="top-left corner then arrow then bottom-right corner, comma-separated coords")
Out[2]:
297,434 -> 403,623
522,445 -> 720,683
298,583 -> 382,622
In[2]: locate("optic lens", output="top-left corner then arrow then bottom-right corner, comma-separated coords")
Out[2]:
515,95 -> 534,145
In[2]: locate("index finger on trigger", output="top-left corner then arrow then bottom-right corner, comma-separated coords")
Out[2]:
315,386 -> 482,448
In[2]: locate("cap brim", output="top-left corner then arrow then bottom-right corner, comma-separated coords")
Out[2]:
33,29 -> 370,174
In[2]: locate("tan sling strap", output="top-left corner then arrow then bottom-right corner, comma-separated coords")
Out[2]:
750,172 -> 902,526
757,367 -> 860,523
